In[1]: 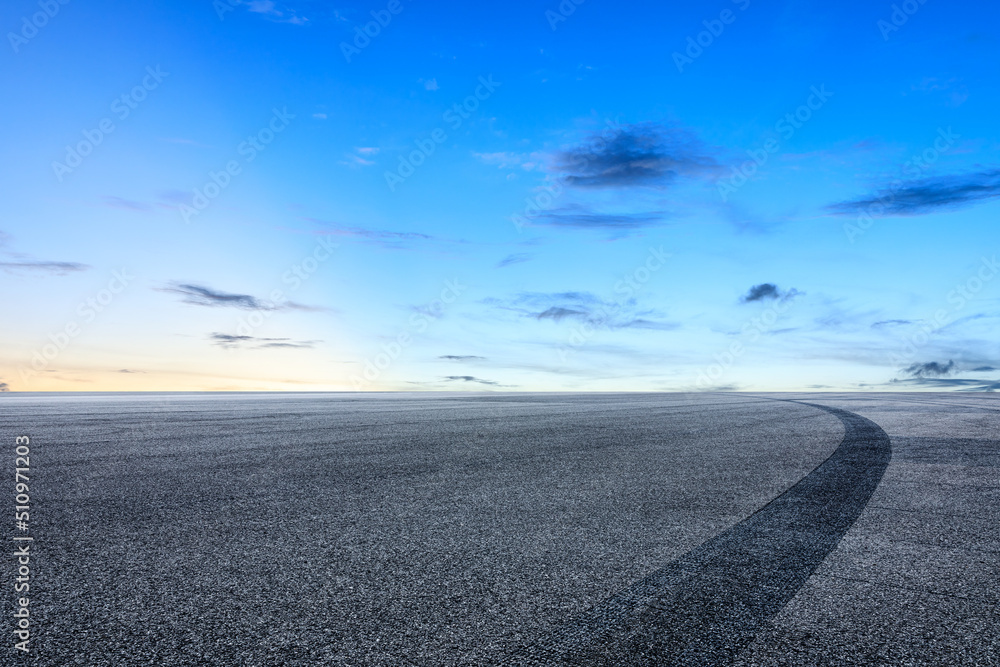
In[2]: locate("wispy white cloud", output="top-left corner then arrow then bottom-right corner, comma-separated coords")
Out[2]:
237,0 -> 308,25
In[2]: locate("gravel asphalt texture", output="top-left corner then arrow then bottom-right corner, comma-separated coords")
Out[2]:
1,392 -> 997,665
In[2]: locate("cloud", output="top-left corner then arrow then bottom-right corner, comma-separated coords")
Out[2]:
872,319 -> 913,328
903,360 -> 955,377
210,333 -> 317,349
117,369 -> 146,374
552,122 -> 718,189
973,366 -> 998,372
305,218 -> 436,249
158,190 -> 192,205
741,283 -> 801,303
246,0 -> 277,12
239,0 -> 308,24
161,283 -> 322,311
826,169 -> 1000,216
313,113 -> 328,120
442,375 -> 499,386
619,318 -> 681,331
439,355 -> 486,361
497,253 -> 532,268
421,78 -> 439,91
474,151 -> 544,171
343,147 -> 379,167
910,76 -> 968,106
484,291 -> 678,331
0,233 -> 89,275
695,384 -> 740,392
258,341 -> 317,348
0,261 -> 89,275
531,207 -> 666,230
103,196 -> 151,211
889,376 -> 1000,392
537,306 -> 589,321
0,382 -> 9,392
163,284 -> 266,309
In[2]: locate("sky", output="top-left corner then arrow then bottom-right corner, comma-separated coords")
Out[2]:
1,0 -> 998,392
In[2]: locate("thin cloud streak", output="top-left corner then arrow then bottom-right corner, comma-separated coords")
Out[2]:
827,168 -> 1000,216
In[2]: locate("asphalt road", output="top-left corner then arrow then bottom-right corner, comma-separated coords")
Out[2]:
0,393 -> 996,665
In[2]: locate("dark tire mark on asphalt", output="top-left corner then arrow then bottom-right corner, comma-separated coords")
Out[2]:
508,401 -> 891,666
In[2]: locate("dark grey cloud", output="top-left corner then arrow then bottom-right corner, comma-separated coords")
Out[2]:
872,319 -> 913,328
537,306 -> 590,321
0,382 -> 9,392
0,261 -> 89,275
210,333 -> 318,349
117,369 -> 146,374
532,208 -> 666,230
827,168 -> 1000,216
741,284 -> 801,303
166,284 -> 265,309
497,253 -> 532,268
162,283 -> 322,311
484,291 -> 678,331
0,232 -> 89,275
443,375 -> 499,386
439,355 -> 486,361
553,123 -> 718,189
904,360 -> 956,377
743,284 -> 780,302
973,366 -> 997,372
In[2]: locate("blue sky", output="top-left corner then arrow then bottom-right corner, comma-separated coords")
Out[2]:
2,0 -> 998,392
